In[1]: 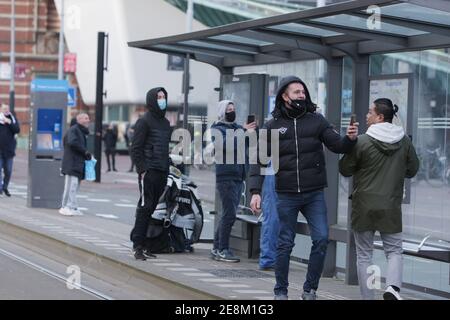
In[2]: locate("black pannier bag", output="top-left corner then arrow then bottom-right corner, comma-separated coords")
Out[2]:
144,166 -> 204,253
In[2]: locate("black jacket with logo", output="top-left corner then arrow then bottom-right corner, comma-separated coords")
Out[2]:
131,87 -> 171,174
248,76 -> 356,194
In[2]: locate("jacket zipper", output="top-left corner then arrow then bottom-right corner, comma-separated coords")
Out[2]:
293,118 -> 301,192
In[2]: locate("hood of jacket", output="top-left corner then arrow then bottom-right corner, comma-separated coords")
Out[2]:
76,123 -> 90,135
273,76 -> 316,118
217,99 -> 234,123
366,122 -> 405,155
146,87 -> 168,118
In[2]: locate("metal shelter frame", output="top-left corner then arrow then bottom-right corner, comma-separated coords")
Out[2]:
129,0 -> 450,289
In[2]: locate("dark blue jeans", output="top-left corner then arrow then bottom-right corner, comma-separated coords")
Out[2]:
0,153 -> 13,191
214,180 -> 243,251
274,190 -> 329,296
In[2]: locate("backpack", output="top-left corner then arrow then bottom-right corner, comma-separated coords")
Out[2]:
144,166 -> 204,253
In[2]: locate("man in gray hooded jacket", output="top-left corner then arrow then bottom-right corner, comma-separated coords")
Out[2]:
210,100 -> 256,263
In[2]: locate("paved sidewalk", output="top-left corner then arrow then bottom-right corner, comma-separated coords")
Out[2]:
1,149 -> 443,300
0,192 -> 441,300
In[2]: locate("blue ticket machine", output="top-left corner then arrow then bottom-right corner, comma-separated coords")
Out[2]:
28,79 -> 68,208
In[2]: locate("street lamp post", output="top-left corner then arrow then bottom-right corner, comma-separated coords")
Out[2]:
9,0 -> 15,114
58,0 -> 65,80
183,0 -> 194,131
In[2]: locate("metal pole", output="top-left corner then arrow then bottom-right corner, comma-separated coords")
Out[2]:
183,0 -> 194,131
186,0 -> 194,32
9,0 -> 15,114
94,32 -> 106,183
58,0 -> 64,80
182,0 -> 194,173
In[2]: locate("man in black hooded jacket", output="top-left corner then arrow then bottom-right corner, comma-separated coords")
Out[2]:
249,76 -> 359,300
130,87 -> 171,260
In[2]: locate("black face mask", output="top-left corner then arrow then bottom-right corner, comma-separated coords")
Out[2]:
286,99 -> 307,118
225,111 -> 236,123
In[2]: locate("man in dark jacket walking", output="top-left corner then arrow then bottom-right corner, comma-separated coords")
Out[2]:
249,76 -> 359,300
60,113 -> 92,216
130,87 -> 172,260
0,103 -> 20,197
339,98 -> 419,300
103,123 -> 118,172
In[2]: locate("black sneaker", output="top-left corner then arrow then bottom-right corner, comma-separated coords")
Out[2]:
134,247 -> 147,261
3,189 -> 11,197
143,249 -> 157,259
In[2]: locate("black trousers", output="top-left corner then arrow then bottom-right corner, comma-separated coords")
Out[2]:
105,149 -> 116,170
131,169 -> 167,249
128,146 -> 135,171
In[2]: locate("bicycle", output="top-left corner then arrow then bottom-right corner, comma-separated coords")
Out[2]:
416,146 -> 449,188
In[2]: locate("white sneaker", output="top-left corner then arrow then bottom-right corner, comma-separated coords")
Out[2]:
59,207 -> 74,216
383,286 -> 403,300
71,209 -> 84,216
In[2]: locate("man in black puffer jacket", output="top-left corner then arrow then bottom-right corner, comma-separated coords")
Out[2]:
249,76 -> 359,300
130,87 -> 171,260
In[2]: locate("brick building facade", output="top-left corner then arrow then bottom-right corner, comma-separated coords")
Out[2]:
0,0 -> 88,137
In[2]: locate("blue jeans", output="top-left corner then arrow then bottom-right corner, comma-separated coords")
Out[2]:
274,190 -> 329,296
214,180 -> 243,251
259,174 -> 280,268
0,153 -> 13,191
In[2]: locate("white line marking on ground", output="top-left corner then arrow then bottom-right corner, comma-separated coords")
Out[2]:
148,259 -> 170,262
199,279 -> 232,283
215,284 -> 250,288
95,214 -> 119,219
74,236 -> 99,240
167,268 -> 199,272
87,199 -> 110,202
56,230 -> 74,234
233,290 -> 271,294
78,207 -> 88,211
254,296 -> 274,300
182,273 -> 215,277
76,195 -> 88,198
84,240 -> 110,243
12,185 -> 27,189
114,204 -> 136,208
95,244 -> 122,247
114,179 -> 136,184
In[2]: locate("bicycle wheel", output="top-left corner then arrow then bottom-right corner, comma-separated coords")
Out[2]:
425,161 -> 445,188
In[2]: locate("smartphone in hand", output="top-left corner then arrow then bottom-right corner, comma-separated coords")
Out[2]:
247,114 -> 255,124
350,114 -> 357,126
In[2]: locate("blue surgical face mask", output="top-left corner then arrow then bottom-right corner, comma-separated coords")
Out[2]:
157,99 -> 167,110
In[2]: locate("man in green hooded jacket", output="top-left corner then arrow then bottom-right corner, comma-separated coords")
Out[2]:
339,98 -> 419,300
